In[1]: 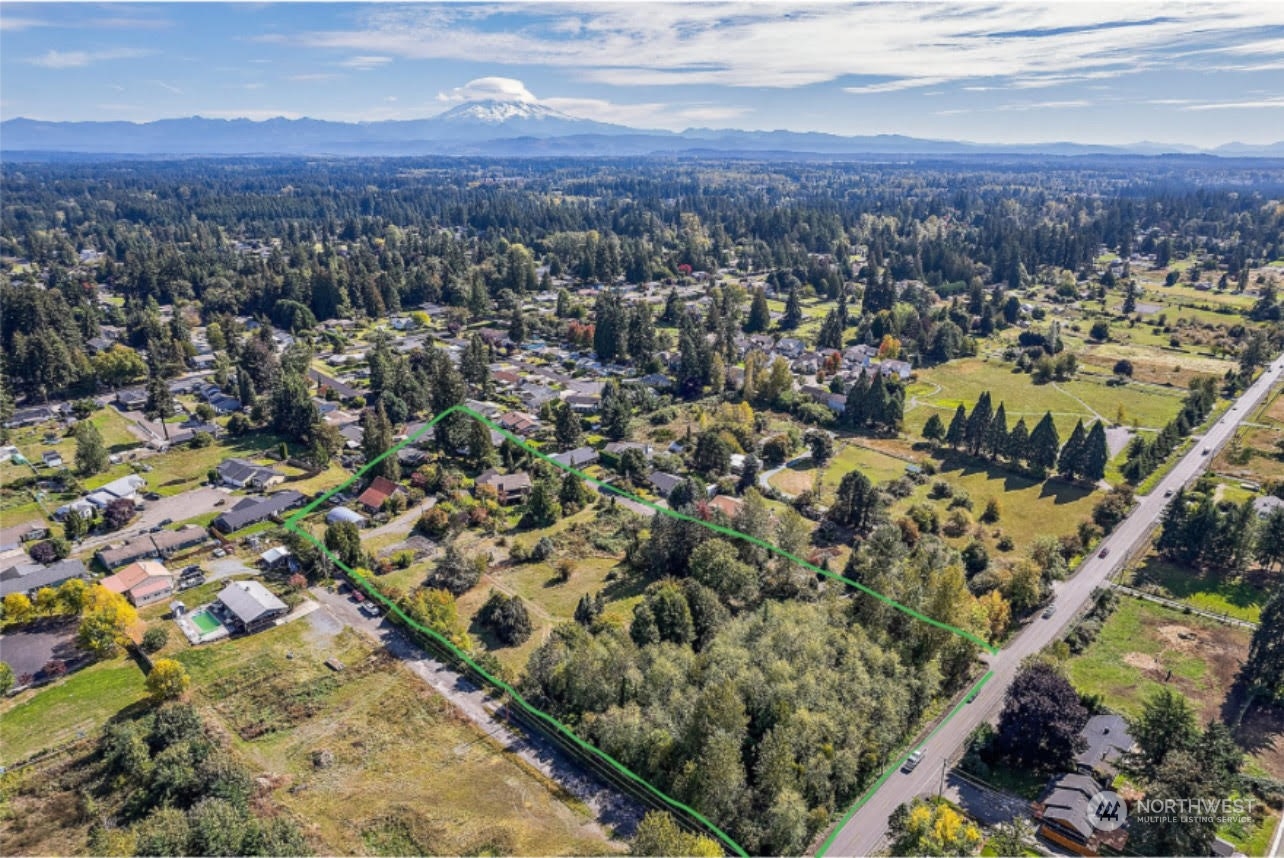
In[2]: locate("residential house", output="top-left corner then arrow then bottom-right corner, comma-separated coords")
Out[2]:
216,580 -> 288,633
307,368 -> 361,401
476,469 -> 532,504
647,471 -> 683,498
603,441 -> 654,460
519,383 -> 559,409
0,557 -> 87,598
208,394 -> 243,414
775,337 -> 806,358
357,476 -> 399,512
565,393 -> 601,414
708,495 -> 744,519
1034,772 -> 1127,856
101,560 -> 175,607
85,474 -> 146,509
42,451 -> 64,468
258,546 -> 293,571
876,359 -> 914,380
1075,714 -> 1135,777
212,490 -> 305,533
639,373 -> 673,391
5,404 -> 65,429
216,458 -> 285,491
150,526 -> 208,558
551,447 -> 599,469
97,536 -> 161,570
115,388 -> 148,410
498,411 -> 540,436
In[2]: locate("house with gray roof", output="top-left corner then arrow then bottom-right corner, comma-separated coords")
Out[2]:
216,580 -> 288,633
212,491 -> 304,534
0,558 -> 88,598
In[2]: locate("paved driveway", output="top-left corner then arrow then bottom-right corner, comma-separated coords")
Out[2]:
73,486 -> 230,553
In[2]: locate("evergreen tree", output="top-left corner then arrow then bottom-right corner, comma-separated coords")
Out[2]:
145,360 -> 175,442
781,286 -> 803,330
467,418 -> 496,468
361,402 -> 399,482
460,333 -> 490,389
985,402 -> 1009,459
599,379 -> 631,441
745,288 -> 770,333
1058,419 -> 1088,479
270,372 -> 319,443
945,404 -> 967,449
1080,421 -> 1109,482
554,400 -> 584,449
829,470 -> 882,532
922,413 -> 945,445
816,308 -> 845,349
737,454 -> 761,494
964,392 -> 993,456
1028,412 -> 1061,474
524,478 -> 562,527
1241,586 -> 1284,704
1007,417 -> 1030,465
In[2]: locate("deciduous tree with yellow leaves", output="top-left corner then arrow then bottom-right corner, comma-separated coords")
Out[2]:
76,585 -> 138,657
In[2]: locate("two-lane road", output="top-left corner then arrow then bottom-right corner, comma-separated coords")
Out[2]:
822,356 -> 1284,857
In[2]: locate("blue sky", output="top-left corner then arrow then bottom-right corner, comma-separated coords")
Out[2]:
2,3 -> 1283,146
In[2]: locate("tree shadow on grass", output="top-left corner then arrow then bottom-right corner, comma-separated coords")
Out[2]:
1037,478 -> 1094,506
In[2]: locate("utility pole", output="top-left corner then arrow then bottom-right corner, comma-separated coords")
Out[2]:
939,759 -> 947,799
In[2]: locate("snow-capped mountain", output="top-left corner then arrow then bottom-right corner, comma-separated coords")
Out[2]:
426,99 -> 641,140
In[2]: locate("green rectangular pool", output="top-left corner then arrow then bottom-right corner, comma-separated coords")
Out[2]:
190,609 -> 221,634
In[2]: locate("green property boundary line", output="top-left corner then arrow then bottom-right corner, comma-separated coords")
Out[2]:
815,669 -> 995,858
284,404 -> 998,857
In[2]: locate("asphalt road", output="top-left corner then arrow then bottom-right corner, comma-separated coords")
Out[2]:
821,355 -> 1284,857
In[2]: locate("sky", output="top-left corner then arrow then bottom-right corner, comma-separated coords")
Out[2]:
2,2 -> 1283,147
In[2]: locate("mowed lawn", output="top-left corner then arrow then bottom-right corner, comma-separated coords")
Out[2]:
176,620 -> 616,855
904,358 -> 1184,439
0,656 -> 148,765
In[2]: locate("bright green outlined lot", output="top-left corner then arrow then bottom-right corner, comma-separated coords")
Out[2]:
285,404 -> 1000,856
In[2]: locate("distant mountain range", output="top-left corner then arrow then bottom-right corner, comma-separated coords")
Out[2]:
3,100 -> 1282,159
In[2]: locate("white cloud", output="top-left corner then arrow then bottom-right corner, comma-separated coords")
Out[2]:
0,16 -> 48,32
288,72 -> 341,82
438,76 -> 538,103
283,4 -> 1284,92
996,99 -> 1092,111
154,80 -> 182,95
338,55 -> 391,70
1181,96 -> 1284,111
26,47 -> 149,69
844,77 -> 950,95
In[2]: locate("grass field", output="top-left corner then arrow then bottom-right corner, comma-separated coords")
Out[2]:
176,620 -> 617,855
904,358 -> 1185,439
0,656 -> 148,765
1065,596 -> 1250,725
1127,556 -> 1270,624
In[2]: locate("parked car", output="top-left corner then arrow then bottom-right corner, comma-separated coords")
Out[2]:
1042,604 -> 1057,619
360,602 -> 381,618
902,749 -> 925,772
1163,489 -> 1174,497
1203,448 -> 1211,455
1098,547 -> 1110,558
144,492 -> 161,501
182,564 -> 202,575
214,498 -> 226,506
158,518 -> 173,527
